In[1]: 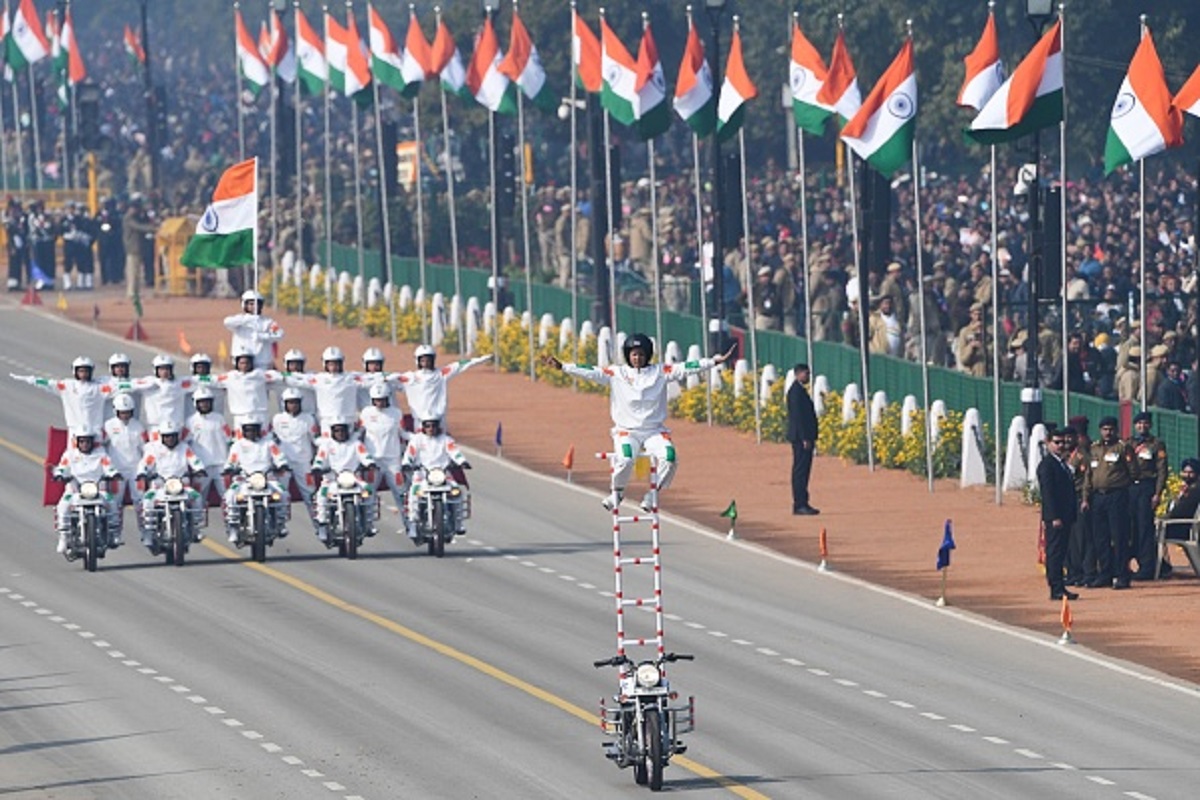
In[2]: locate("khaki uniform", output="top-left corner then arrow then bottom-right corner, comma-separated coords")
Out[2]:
1129,433 -> 1168,577
1084,438 -> 1135,585
954,324 -> 989,376
1116,365 -> 1140,403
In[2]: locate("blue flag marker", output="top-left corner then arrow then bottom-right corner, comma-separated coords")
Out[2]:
937,519 -> 956,571
495,422 -> 503,450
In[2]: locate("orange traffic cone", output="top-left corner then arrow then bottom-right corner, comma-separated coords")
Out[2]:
818,527 -> 830,572
1058,596 -> 1075,645
20,285 -> 42,306
125,321 -> 147,342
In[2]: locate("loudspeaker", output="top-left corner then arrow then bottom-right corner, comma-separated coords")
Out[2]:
861,165 -> 891,274
1040,186 -> 1062,300
721,150 -> 743,247
498,133 -> 516,217
607,145 -> 622,230
77,82 -> 102,151
381,120 -> 398,193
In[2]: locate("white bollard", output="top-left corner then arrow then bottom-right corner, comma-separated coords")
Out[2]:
366,277 -> 382,308
519,309 -> 532,330
280,250 -> 295,283
708,364 -> 724,390
960,408 -> 988,487
383,282 -> 394,305
539,313 -> 555,347
579,320 -> 595,348
503,306 -> 517,326
482,302 -> 497,336
812,374 -> 829,417
760,364 -> 777,407
351,275 -> 364,306
732,359 -> 748,397
1002,416 -> 1030,491
901,395 -> 919,437
558,317 -> 575,351
337,271 -> 352,304
685,344 -> 703,389
414,287 -> 427,310
870,390 -> 888,429
465,302 -> 481,353
841,383 -> 862,423
398,284 -> 413,311
597,327 -> 614,367
309,263 -> 324,291
449,295 -> 463,332
1027,423 -> 1048,488
664,340 -> 682,364
929,399 -> 948,444
431,293 -> 446,346
614,331 -> 628,363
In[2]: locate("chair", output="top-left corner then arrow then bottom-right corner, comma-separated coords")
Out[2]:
1154,506 -> 1200,579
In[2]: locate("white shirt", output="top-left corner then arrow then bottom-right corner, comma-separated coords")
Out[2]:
564,359 -> 716,431
285,371 -> 367,427
224,312 -> 283,370
313,436 -> 374,474
12,375 -> 112,436
102,415 -> 147,476
54,446 -> 118,483
186,410 -> 231,467
390,355 -> 490,424
272,410 -> 319,473
360,405 -> 407,464
401,432 -> 466,471
216,369 -> 283,424
137,440 -> 205,479
225,437 -> 288,475
131,376 -> 198,431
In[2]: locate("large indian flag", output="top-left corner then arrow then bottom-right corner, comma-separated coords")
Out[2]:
572,10 -> 601,94
1103,28 -> 1182,175
235,9 -> 269,96
465,15 -> 515,114
840,38 -> 916,176
790,18 -> 831,136
295,8 -> 326,97
673,16 -> 714,137
181,159 -> 258,269
499,9 -> 556,112
367,5 -> 405,93
431,18 -> 467,97
966,19 -> 1062,145
957,11 -> 1003,112
399,10 -> 431,99
716,26 -> 756,142
816,30 -> 860,124
599,17 -> 638,126
6,0 -> 49,70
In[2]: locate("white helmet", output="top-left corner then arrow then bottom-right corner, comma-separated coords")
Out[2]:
414,344 -> 436,363
322,346 -> 345,362
72,356 -> 95,371
284,348 -> 306,363
193,386 -> 215,402
281,388 -> 304,403
190,352 -> 212,367
157,421 -> 181,438
368,383 -> 391,400
108,352 -> 131,367
232,345 -> 255,362
241,289 -> 264,304
152,354 -> 175,369
113,393 -> 136,412
362,347 -> 384,364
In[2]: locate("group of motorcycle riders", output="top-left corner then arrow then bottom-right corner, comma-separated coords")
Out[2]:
12,290 -> 491,559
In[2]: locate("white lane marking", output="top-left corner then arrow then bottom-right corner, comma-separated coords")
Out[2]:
833,678 -> 858,687
707,631 -> 727,638
982,736 -> 1010,745
890,700 -> 914,709
807,668 -> 829,677
919,712 -> 945,720
1125,792 -> 1157,800
862,689 -> 886,698
1087,776 -> 1116,786
1014,748 -> 1043,759
782,658 -> 806,667
949,724 -> 976,733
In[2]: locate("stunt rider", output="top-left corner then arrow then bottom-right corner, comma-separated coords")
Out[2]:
186,386 -> 231,507
389,345 -> 491,430
311,421 -> 377,545
224,289 -> 283,370
359,382 -> 409,520
281,348 -> 316,411
130,354 -> 198,433
11,356 -> 114,437
357,347 -> 401,407
544,334 -> 733,512
103,392 -> 148,504
103,352 -> 138,417
401,418 -> 470,541
52,431 -> 123,554
136,422 -> 207,551
272,388 -> 320,528
190,353 -> 225,416
215,347 -> 283,430
221,420 -> 291,544
284,346 -> 367,433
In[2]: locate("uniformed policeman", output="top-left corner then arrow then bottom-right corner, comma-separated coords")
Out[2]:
1063,424 -> 1092,587
1082,416 -> 1135,589
1128,411 -> 1167,580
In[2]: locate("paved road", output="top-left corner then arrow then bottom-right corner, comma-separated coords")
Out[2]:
1,303 -> 1198,799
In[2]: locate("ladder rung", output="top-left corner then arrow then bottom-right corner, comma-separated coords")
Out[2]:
616,514 -> 656,524
617,555 -> 659,566
620,637 -> 663,648
620,598 -> 661,608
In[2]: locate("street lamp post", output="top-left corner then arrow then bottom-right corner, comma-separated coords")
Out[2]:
1022,0 -> 1054,428
705,0 -> 727,357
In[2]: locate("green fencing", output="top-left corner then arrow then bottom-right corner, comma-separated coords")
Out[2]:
327,243 -> 1199,462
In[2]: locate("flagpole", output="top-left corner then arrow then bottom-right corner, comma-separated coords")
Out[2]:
322,5 -> 333,329
514,52 -> 534,381
253,155 -> 260,292
692,132 -> 712,425
269,33 -> 279,312
368,22 -> 395,344
990,143 -> 1001,504
912,111 -> 933,493
602,108 -> 617,339
488,106 -> 500,361
10,72 -> 24,192
435,7 -> 463,355
1061,4 -> 1070,422
235,2 -> 246,162
848,151 -> 873,470
0,70 -> 8,194
1137,13 -> 1147,412
26,66 -> 41,190
798,126 -> 814,372
351,93 -> 366,339
294,1 -> 305,321
568,2 -> 579,367
738,123 -> 761,444
414,94 -> 428,345
643,12 -> 663,356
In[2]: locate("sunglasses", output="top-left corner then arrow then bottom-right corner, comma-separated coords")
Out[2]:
1050,438 -> 1067,445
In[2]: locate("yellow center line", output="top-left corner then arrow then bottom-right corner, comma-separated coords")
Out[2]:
2,433 -> 768,798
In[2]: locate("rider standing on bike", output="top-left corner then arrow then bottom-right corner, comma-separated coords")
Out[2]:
311,421 -> 377,545
11,356 -> 114,437
221,421 -> 291,543
130,354 -> 198,433
224,289 -> 284,370
190,353 -> 226,416
186,386 -> 231,507
272,388 -> 320,528
358,347 -> 401,408
389,345 -> 491,430
136,422 -> 207,550
104,392 -> 148,504
360,383 -> 409,520
103,352 -> 139,417
401,418 -> 470,541
543,334 -> 733,512
52,431 -> 123,553
284,346 -> 367,433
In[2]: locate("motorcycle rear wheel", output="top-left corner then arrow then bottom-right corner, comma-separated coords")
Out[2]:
344,501 -> 358,560
82,513 -> 99,573
171,507 -> 187,567
432,499 -> 446,558
252,505 -> 267,563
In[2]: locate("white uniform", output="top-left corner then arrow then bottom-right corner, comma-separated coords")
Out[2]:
224,312 -> 283,370
272,409 -> 319,518
131,375 -> 198,431
389,355 -> 491,427
401,432 -> 467,527
191,373 -> 225,415
312,436 -> 376,527
186,409 -> 231,506
284,372 -> 367,429
11,375 -> 113,437
103,414 -> 147,502
357,371 -> 401,409
136,441 -> 206,544
215,369 -> 283,428
221,438 -> 290,539
102,375 -> 140,418
360,404 -> 408,510
563,358 -> 718,497
52,445 -> 123,544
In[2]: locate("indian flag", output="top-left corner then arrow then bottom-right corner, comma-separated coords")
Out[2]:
716,25 -> 756,143
48,10 -> 60,75
124,24 -> 145,68
816,30 -> 860,124
368,4 -> 405,93
1176,65 -> 1200,119
295,8 -> 325,97
599,17 -> 637,126
181,159 -> 258,269
673,15 -> 714,137
840,38 -> 916,176
431,17 -> 467,98
465,15 -> 515,115
499,9 -> 557,113
235,9 -> 269,96
967,19 -> 1062,145
957,10 -> 1003,112
267,9 -> 296,84
633,21 -> 670,140
6,0 -> 49,70
57,10 -> 84,106
572,10 -> 601,94
1104,28 -> 1182,175
399,9 -> 431,99
790,18 -> 831,136
327,10 -> 370,99
0,10 -> 10,82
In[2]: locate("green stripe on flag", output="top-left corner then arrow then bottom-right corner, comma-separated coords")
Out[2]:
965,89 -> 1063,146
1103,128 -> 1134,175
180,229 -> 255,269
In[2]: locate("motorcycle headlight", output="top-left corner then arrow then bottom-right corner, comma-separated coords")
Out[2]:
336,470 -> 357,489
427,468 -> 447,486
164,477 -> 185,495
248,472 -> 268,491
635,662 -> 661,689
79,481 -> 100,500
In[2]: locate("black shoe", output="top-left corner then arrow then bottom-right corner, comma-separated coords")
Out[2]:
793,506 -> 820,516
1050,589 -> 1079,601
1159,562 -> 1174,579
1112,578 -> 1131,590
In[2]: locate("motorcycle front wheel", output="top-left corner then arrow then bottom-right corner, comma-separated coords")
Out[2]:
82,513 -> 99,573
171,506 -> 187,567
644,706 -> 664,791
344,500 -> 358,560
251,504 -> 267,563
431,498 -> 445,558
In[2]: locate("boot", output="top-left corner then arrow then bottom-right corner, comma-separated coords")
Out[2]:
56,532 -> 69,554
601,490 -> 624,511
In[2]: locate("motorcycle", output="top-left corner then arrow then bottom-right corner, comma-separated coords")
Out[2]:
141,472 -> 207,566
224,469 -> 290,563
61,478 -> 119,573
594,653 -> 696,792
408,465 -> 469,558
320,468 -> 378,559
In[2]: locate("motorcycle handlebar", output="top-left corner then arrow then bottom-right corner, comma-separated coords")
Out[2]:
593,655 -> 630,669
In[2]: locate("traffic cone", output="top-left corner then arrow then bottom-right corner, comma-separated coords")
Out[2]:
1058,596 -> 1075,645
125,321 -> 147,341
720,500 -> 737,540
20,285 -> 42,306
818,527 -> 830,572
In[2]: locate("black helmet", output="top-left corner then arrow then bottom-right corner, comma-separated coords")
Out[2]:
622,333 -> 654,364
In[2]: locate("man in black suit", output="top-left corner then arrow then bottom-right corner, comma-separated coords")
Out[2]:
1038,426 -> 1079,600
786,364 -> 819,515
